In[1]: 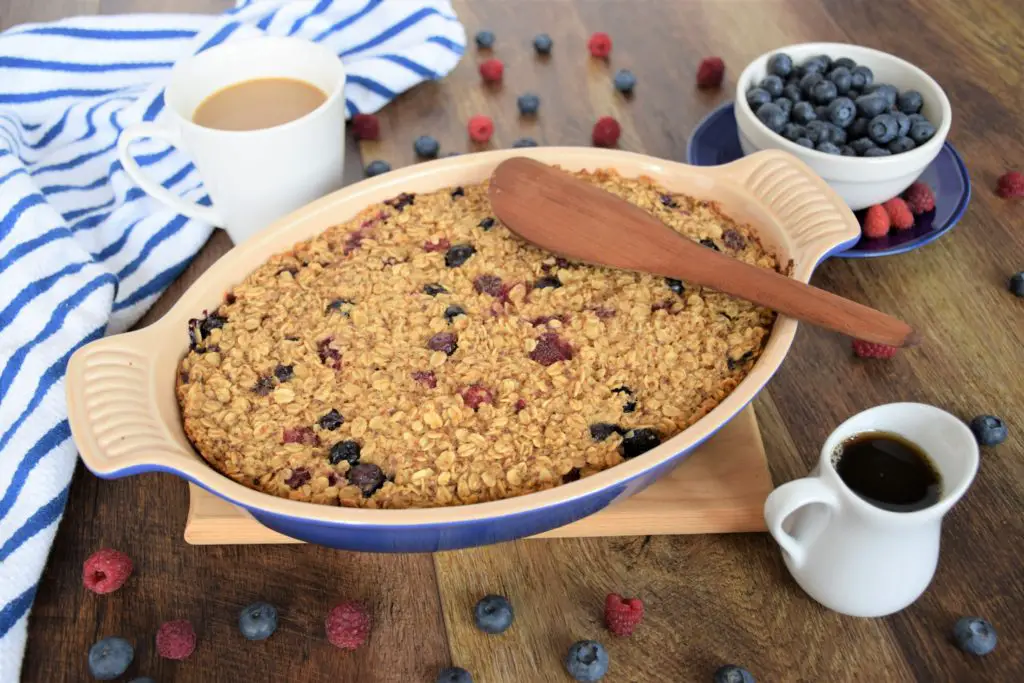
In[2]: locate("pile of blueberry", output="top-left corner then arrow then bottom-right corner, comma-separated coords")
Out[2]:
746,52 -> 937,156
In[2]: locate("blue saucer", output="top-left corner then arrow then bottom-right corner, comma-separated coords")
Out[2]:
686,102 -> 971,259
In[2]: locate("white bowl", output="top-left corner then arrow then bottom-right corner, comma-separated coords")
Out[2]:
735,42 -> 951,210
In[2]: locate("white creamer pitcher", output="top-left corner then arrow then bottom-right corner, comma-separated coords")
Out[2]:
764,403 -> 979,617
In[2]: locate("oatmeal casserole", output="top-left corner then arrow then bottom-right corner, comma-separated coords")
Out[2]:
177,168 -> 779,509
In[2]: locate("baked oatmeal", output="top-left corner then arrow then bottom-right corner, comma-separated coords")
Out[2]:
177,168 -> 779,509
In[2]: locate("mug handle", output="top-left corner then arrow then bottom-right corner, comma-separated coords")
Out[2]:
763,477 -> 839,568
117,122 -> 223,225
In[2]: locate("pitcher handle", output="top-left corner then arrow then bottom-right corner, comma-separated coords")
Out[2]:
764,477 -> 839,569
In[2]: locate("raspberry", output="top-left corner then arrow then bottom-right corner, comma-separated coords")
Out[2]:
156,619 -> 196,660
862,204 -> 891,238
82,549 -> 133,594
696,57 -> 725,88
852,340 -> 898,359
882,197 -> 914,230
411,370 -> 437,388
996,170 -> 1023,198
587,32 -> 612,58
903,182 -> 935,214
351,113 -> 380,141
529,332 -> 574,366
325,602 -> 371,650
479,58 -> 503,83
604,593 -> 644,636
461,384 -> 495,411
468,114 -> 494,143
592,116 -> 621,148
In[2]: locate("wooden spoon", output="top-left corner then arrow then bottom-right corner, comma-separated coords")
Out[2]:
488,157 -> 918,347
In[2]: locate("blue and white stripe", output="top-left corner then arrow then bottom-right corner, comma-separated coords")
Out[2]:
0,1 -> 464,677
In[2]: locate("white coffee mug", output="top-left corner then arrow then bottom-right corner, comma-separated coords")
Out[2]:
764,403 -> 978,617
117,36 -> 346,244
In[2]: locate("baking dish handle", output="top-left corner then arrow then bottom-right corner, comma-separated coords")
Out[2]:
66,325 -> 193,477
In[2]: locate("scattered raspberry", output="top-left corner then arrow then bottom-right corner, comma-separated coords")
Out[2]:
902,182 -> 935,214
696,57 -> 725,88
862,204 -> 891,238
156,619 -> 196,660
325,602 -> 371,650
587,32 -> 612,58
479,58 -> 504,83
852,340 -> 898,359
996,170 -> 1023,198
82,549 -> 133,594
461,384 -> 495,410
604,593 -> 644,636
882,197 -> 914,231
592,116 -> 621,148
351,113 -> 380,141
529,332 -> 574,366
468,114 -> 494,143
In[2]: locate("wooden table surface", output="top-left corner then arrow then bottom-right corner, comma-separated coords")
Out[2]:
7,0 -> 1023,681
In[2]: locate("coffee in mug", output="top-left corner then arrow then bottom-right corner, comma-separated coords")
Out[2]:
192,78 -> 328,131
832,431 -> 941,513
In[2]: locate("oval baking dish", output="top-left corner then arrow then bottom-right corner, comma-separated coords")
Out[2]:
66,148 -> 859,552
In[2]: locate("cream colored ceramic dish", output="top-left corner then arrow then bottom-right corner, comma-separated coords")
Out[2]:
65,148 -> 860,552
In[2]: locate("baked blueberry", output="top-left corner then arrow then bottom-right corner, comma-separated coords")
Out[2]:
414,135 -> 440,158
766,52 -> 794,78
274,364 -> 294,382
868,113 -> 899,144
365,160 -> 391,177
565,640 -> 609,682
827,97 -> 856,128
909,120 -> 936,144
850,65 -> 873,89
888,136 -> 916,153
478,216 -> 495,231
759,74 -> 784,97
239,602 -> 278,641
862,147 -> 892,157
828,66 -> 852,94
348,462 -> 386,496
791,101 -> 816,125
474,595 -> 514,634
423,283 -> 448,296
816,141 -> 841,154
856,93 -> 889,118
533,33 -> 553,54
969,415 -> 1008,446
445,244 -> 476,268
533,275 -> 562,289
621,428 -> 661,458
755,103 -> 787,133
745,87 -> 772,111
319,409 -> 344,431
953,617 -> 997,656
88,637 -> 134,681
773,96 -> 793,118
443,304 -> 466,323
329,440 -> 361,466
589,423 -> 620,441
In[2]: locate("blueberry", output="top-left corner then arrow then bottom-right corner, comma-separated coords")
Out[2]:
759,74 -> 784,98
969,415 -> 1008,446
755,103 -> 787,133
865,83 -> 898,106
364,160 -> 391,177
533,275 -> 562,289
868,114 -> 899,144
856,93 -> 888,118
782,123 -> 805,141
319,409 -> 344,431
533,33 -> 553,54
621,427 -> 661,458
329,440 -> 361,466
1011,272 -> 1024,297
814,54 -> 833,71
474,30 -> 495,49
512,137 -> 539,148
348,462 -> 386,496
794,137 -> 814,149
799,71 -> 824,96
414,135 -> 440,158
565,640 -> 609,682
445,244 -> 476,268
782,83 -> 803,102
862,147 -> 892,157
613,69 -> 636,94
88,637 -> 134,681
894,112 -> 911,137
848,117 -> 869,139
907,113 -> 928,125
424,283 -> 448,296
517,93 -> 540,114
745,87 -> 772,112
130,679 -> 157,683
816,141 -> 841,155
791,101 -> 816,125
766,53 -> 794,78
804,120 -> 829,144
834,56 -> 856,70
827,97 -> 856,128
801,56 -> 828,74
839,145 -> 857,156
828,66 -> 852,94
850,65 -> 873,89
847,88 -> 860,99
909,120 -> 936,144
814,104 -> 829,121
888,136 -> 916,153
773,96 -> 793,118
850,137 -> 876,155
478,216 -> 495,231
826,123 -> 847,144
443,304 -> 466,322
713,665 -> 756,683
437,667 -> 473,683
474,595 -> 514,634
589,423 -> 620,441
898,89 -> 923,114
274,363 -> 294,382
953,617 -> 997,656
239,601 -> 278,641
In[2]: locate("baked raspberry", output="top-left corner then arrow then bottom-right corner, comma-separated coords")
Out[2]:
412,370 -> 437,388
156,619 -> 196,660
882,197 -> 914,230
474,274 -> 504,296
351,113 -> 380,141
592,116 -> 621,147
515,398 -> 527,413
317,337 -> 342,369
326,602 -> 371,650
468,114 -> 494,143
282,426 -> 318,445
852,339 -> 898,359
83,549 -> 133,594
862,204 -> 891,238
696,57 -> 725,88
427,332 -> 458,356
461,384 -> 495,410
604,593 -> 644,636
996,170 -> 1023,198
587,32 -> 612,58
529,332 -> 573,366
424,237 -> 451,253
479,58 -> 504,83
285,467 -> 311,489
903,182 -> 935,214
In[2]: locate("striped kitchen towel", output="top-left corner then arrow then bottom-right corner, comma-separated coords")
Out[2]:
0,1 -> 465,676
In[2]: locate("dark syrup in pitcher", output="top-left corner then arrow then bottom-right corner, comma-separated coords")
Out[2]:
834,431 -> 942,512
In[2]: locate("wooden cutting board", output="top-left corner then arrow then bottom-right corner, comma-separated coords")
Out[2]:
184,406 -> 772,544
